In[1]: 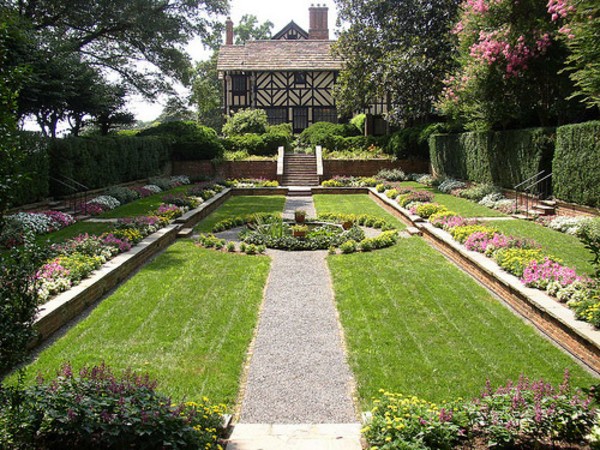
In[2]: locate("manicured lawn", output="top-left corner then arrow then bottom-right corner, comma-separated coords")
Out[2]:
194,195 -> 286,233
396,182 -> 505,217
329,240 -> 596,407
488,219 -> 596,276
15,241 -> 271,406
316,196 -> 596,406
100,186 -> 190,218
35,222 -> 114,247
313,194 -> 407,229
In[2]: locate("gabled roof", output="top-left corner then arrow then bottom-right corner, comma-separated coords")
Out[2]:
272,21 -> 309,40
217,40 -> 341,72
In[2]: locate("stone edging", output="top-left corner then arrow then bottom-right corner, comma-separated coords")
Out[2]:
368,189 -> 600,374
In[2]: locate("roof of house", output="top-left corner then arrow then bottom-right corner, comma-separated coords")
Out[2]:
217,40 -> 342,72
272,21 -> 309,40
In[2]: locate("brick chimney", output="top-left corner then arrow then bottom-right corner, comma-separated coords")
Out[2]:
225,17 -> 234,45
309,4 -> 329,40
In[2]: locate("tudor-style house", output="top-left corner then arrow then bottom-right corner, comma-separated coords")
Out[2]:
217,5 -> 343,133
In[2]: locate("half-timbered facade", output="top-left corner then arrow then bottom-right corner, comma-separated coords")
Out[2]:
217,6 -> 342,133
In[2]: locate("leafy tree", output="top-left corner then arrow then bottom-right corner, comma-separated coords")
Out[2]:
234,14 -> 273,44
559,0 -> 600,109
438,0 -> 585,130
191,52 -> 223,131
333,0 -> 460,127
222,108 -> 268,136
157,97 -> 196,123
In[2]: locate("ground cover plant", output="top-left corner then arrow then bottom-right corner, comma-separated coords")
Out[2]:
194,195 -> 286,233
99,185 -> 190,218
9,240 -> 270,406
313,194 -> 407,230
320,198 -> 597,408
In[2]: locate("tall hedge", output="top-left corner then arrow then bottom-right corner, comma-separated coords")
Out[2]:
10,132 -> 49,205
553,121 -> 600,207
49,136 -> 169,196
429,128 -> 554,188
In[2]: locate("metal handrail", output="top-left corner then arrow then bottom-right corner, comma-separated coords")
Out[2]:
523,172 -> 552,192
514,170 -> 545,190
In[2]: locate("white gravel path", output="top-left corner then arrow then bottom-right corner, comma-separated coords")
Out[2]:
238,196 -> 357,424
282,196 -> 317,220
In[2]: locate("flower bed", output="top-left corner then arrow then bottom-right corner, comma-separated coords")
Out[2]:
428,211 -> 600,328
225,178 -> 279,188
33,203 -> 184,304
363,373 -> 598,449
0,363 -> 226,449
0,211 -> 76,248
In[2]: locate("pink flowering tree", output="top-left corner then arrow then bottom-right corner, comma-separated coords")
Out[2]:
438,0 -> 584,130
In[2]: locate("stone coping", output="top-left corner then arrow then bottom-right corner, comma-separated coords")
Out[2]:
369,188 -> 600,374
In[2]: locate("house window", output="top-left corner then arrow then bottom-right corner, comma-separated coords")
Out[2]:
313,107 -> 338,124
266,107 -> 288,125
231,75 -> 247,95
294,72 -> 307,85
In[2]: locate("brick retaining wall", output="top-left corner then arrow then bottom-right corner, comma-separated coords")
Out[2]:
172,160 -> 277,180
323,159 -> 430,178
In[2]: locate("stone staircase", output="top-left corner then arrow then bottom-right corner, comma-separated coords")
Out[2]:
281,153 -> 320,186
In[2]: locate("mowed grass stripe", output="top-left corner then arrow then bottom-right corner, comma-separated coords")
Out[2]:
16,241 -> 271,406
313,194 -> 407,229
318,196 -> 596,406
194,195 -> 286,233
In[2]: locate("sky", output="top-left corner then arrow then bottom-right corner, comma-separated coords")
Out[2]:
128,0 -> 340,122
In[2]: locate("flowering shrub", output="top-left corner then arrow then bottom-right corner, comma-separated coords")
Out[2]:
53,253 -> 104,283
0,363 -> 225,449
162,193 -> 199,209
438,178 -> 467,193
154,204 -> 185,221
493,247 -> 548,277
415,203 -> 449,219
458,184 -> 500,202
376,168 -> 407,181
87,195 -> 121,210
385,189 -> 399,199
226,178 -> 279,187
397,190 -> 435,207
321,176 -> 379,187
465,232 -> 539,256
430,212 -> 465,229
449,224 -> 496,244
143,184 -> 162,194
111,228 -> 144,244
545,215 -> 592,235
131,186 -> 154,198
576,218 -> 600,278
101,233 -> 133,253
522,258 -> 582,289
78,202 -> 106,216
416,174 -> 435,186
42,211 -> 76,229
0,211 -> 76,248
478,192 -> 507,208
36,261 -> 72,301
364,373 -> 597,450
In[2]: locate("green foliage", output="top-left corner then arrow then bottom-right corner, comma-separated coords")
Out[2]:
450,224 -> 497,244
0,363 -> 225,449
438,0 -> 584,130
349,113 -> 366,134
553,121 -> 600,207
429,128 -> 554,188
576,218 -> 600,278
222,109 -> 269,136
334,0 -> 460,125
415,203 -> 448,219
298,121 -> 362,150
8,133 -> 49,206
562,0 -> 600,109
48,136 -> 169,195
340,239 -> 358,254
493,247 -> 547,277
221,125 -> 292,156
138,121 -> 223,161
0,238 -> 48,375
385,125 -> 433,160
458,183 -> 500,202
191,52 -> 223,132
234,15 -> 273,44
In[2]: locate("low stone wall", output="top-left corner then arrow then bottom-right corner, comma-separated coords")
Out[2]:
172,160 -> 277,180
369,190 -> 600,374
323,159 -> 429,179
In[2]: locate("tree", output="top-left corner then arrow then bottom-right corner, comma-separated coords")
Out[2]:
437,0 -> 586,130
191,52 -> 223,131
5,0 -> 228,96
559,0 -> 600,109
334,0 -> 460,127
234,14 -> 273,44
157,97 -> 196,123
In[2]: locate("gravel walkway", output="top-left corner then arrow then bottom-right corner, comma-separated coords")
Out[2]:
282,196 -> 316,220
238,196 -> 357,424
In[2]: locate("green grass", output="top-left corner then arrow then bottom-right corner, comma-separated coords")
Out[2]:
34,222 -> 114,247
315,195 -> 597,406
488,219 -> 596,276
14,241 -> 271,406
396,182 -> 505,217
100,186 -> 190,218
194,195 -> 286,233
329,240 -> 597,407
313,194 -> 407,229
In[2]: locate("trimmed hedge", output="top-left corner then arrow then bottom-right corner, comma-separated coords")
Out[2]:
221,127 -> 292,156
553,121 -> 600,207
49,136 -> 170,196
137,121 -> 223,160
11,133 -> 50,205
429,128 -> 554,188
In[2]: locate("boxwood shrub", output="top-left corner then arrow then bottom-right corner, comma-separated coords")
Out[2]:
553,121 -> 600,207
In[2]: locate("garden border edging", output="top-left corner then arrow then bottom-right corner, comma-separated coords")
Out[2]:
368,189 -> 600,374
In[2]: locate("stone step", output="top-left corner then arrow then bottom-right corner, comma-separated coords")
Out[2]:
540,199 -> 557,207
227,423 -> 362,450
177,228 -> 194,238
533,204 -> 555,215
407,226 -> 422,236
